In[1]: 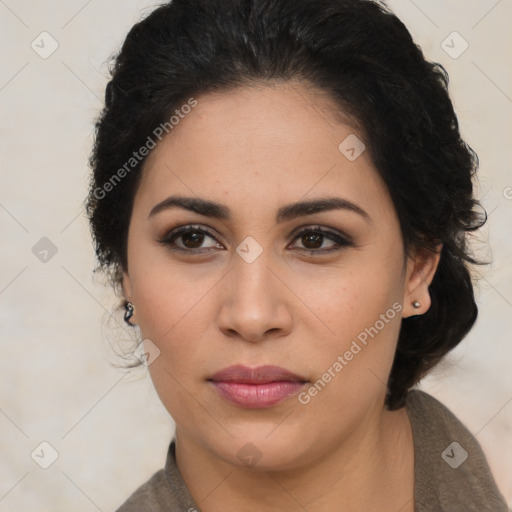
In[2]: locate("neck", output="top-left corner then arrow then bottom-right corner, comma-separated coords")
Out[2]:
175,403 -> 414,512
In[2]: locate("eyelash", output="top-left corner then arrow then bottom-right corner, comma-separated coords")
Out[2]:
157,224 -> 353,255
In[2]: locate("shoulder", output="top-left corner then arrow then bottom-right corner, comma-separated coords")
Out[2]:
406,389 -> 508,512
114,439 -> 200,512
114,469 -> 170,512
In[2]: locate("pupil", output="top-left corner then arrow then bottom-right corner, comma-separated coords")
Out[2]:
303,233 -> 322,249
183,231 -> 203,248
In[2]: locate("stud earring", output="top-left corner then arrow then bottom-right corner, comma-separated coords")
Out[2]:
124,301 -> 135,324
412,301 -> 421,309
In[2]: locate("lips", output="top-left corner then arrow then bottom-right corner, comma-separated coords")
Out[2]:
208,365 -> 308,408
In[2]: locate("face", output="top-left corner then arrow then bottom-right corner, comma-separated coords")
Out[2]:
122,81 -> 437,470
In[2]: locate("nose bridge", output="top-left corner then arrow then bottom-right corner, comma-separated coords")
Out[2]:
231,242 -> 276,307
217,241 -> 291,341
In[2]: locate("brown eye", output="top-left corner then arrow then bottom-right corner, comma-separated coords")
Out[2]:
291,227 -> 353,254
301,232 -> 324,249
158,225 -> 222,252
181,230 -> 206,248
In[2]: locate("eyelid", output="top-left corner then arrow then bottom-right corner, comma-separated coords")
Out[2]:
289,225 -> 353,251
158,222 -> 353,255
290,224 -> 352,241
158,224 -> 223,248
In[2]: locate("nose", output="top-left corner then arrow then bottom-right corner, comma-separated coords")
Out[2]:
217,249 -> 293,344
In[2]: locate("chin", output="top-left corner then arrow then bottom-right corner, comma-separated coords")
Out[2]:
202,424 -> 318,472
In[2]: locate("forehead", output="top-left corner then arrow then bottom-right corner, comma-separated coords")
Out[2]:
135,82 -> 392,221
149,81 -> 357,160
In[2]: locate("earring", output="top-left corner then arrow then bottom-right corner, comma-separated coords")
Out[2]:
412,301 -> 421,309
124,301 -> 135,324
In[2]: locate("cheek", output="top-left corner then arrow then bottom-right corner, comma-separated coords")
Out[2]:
294,256 -> 402,340
290,252 -> 404,386
130,256 -> 221,387
136,276 -> 215,424
129,246 -> 219,342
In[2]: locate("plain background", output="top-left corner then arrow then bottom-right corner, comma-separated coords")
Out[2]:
1,0 -> 511,510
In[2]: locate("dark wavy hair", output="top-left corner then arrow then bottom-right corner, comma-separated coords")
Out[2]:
85,0 -> 488,410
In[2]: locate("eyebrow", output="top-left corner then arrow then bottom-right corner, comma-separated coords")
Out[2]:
148,195 -> 371,223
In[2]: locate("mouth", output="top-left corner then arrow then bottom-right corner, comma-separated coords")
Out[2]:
207,365 -> 309,409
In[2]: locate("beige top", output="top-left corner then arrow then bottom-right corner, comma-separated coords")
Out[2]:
115,390 -> 509,511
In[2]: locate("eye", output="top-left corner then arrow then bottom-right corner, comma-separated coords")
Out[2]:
158,224 -> 353,255
158,225 -> 223,252
289,226 -> 353,254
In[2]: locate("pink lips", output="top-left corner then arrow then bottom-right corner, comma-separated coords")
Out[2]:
208,365 -> 308,408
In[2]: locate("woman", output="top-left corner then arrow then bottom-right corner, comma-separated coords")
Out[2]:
85,0 -> 508,510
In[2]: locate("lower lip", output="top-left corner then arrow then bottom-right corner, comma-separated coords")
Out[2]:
210,381 -> 306,408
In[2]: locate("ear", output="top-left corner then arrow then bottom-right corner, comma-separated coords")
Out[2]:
121,269 -> 132,299
121,270 -> 137,324
402,243 -> 442,318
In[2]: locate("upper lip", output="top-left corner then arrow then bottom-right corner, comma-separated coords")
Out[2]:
208,365 -> 308,384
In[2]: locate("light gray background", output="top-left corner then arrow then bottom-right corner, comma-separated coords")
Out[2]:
1,0 -> 511,510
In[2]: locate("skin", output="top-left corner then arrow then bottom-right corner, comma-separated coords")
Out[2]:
122,80 -> 441,512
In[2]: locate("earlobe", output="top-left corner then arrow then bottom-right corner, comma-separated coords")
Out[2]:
121,270 -> 132,300
402,244 -> 442,318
